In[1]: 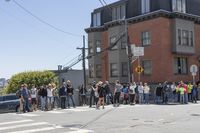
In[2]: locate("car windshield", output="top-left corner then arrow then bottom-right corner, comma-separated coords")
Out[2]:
4,95 -> 18,101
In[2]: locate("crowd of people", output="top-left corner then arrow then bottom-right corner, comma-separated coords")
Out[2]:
16,80 -> 76,113
15,79 -> 200,113
85,80 -> 200,109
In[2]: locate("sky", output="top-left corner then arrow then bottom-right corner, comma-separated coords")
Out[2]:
0,0 -> 117,79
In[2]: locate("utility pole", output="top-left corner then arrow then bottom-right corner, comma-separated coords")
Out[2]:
77,35 -> 87,89
125,19 -> 132,83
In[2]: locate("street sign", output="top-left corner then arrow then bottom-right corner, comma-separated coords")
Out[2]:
190,64 -> 198,76
135,66 -> 144,73
133,47 -> 144,56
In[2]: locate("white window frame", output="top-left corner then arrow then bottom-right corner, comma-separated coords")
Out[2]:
141,0 -> 150,14
93,12 -> 101,27
172,0 -> 186,13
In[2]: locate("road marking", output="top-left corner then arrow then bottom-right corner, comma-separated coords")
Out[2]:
17,114 -> 39,117
0,122 -> 48,131
47,110 -> 65,114
7,126 -> 63,133
68,128 -> 94,133
0,119 -> 33,126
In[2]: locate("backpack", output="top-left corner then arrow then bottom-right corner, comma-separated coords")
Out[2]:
16,89 -> 22,98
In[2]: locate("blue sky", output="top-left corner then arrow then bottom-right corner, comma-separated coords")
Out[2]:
0,0 -> 117,79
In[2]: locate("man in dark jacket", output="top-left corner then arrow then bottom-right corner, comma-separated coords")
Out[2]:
79,84 -> 87,106
156,83 -> 163,104
59,82 -> 67,109
38,85 -> 47,111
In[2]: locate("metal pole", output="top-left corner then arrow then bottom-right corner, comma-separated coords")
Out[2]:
138,56 -> 140,82
125,19 -> 132,83
83,35 -> 87,89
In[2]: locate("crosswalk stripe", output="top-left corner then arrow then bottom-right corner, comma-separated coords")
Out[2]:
7,126 -> 64,133
0,120 -> 33,126
0,122 -> 48,131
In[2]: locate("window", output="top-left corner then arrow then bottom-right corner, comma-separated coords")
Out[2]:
110,63 -> 118,77
112,5 -> 126,21
190,31 -> 194,46
142,60 -> 152,75
110,36 -> 118,50
178,29 -> 182,45
141,31 -> 151,46
122,62 -> 128,77
182,30 -> 189,46
88,42 -> 94,54
141,0 -> 150,14
96,64 -> 102,78
93,12 -> 101,27
96,40 -> 101,53
174,57 -> 188,74
172,0 -> 186,13
89,64 -> 94,78
121,37 -> 127,49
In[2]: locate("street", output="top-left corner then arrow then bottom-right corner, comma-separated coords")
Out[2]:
0,103 -> 200,133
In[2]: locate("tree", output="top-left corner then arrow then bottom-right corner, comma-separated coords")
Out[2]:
6,71 -> 58,94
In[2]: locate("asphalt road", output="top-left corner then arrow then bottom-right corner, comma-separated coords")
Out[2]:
0,102 -> 200,133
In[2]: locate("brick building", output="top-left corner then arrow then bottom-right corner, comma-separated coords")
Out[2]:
85,0 -> 200,84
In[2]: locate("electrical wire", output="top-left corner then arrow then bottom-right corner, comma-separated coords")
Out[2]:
12,0 -> 82,37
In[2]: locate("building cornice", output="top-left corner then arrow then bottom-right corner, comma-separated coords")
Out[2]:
85,10 -> 200,33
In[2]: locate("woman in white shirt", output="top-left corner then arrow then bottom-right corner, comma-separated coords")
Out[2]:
47,84 -> 54,110
143,83 -> 150,104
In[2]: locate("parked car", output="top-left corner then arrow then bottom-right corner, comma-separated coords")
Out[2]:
0,94 -> 20,113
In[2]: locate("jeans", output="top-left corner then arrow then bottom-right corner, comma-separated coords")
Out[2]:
180,94 -> 184,104
40,96 -> 46,111
80,95 -> 86,105
89,94 -> 95,107
139,93 -> 144,104
163,93 -> 169,104
60,96 -> 66,109
184,93 -> 188,104
23,98 -> 30,112
129,94 -> 135,104
106,94 -> 113,105
47,96 -> 54,110
54,96 -> 60,108
114,92 -> 120,105
67,95 -> 75,107
144,93 -> 149,104
156,96 -> 161,104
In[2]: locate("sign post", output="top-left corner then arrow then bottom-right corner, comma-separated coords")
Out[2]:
190,64 -> 198,84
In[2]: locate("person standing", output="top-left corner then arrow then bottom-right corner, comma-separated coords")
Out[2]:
129,82 -> 137,105
187,82 -> 193,102
16,84 -> 24,113
143,83 -> 150,104
163,81 -> 170,104
192,83 -> 198,103
113,80 -> 122,107
66,80 -> 76,108
104,81 -> 113,105
21,84 -> 31,113
59,82 -> 67,109
155,83 -> 163,104
39,85 -> 47,111
30,85 -> 37,111
52,83 -> 60,108
178,84 -> 185,104
47,84 -> 54,110
79,84 -> 87,106
122,84 -> 129,104
89,81 -> 96,108
96,81 -> 105,109
138,82 -> 144,104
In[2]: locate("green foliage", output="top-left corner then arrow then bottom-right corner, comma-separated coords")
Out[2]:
6,71 -> 58,94
0,87 -> 7,96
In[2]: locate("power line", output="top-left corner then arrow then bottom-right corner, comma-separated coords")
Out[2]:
98,0 -> 105,6
10,0 -> 82,37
